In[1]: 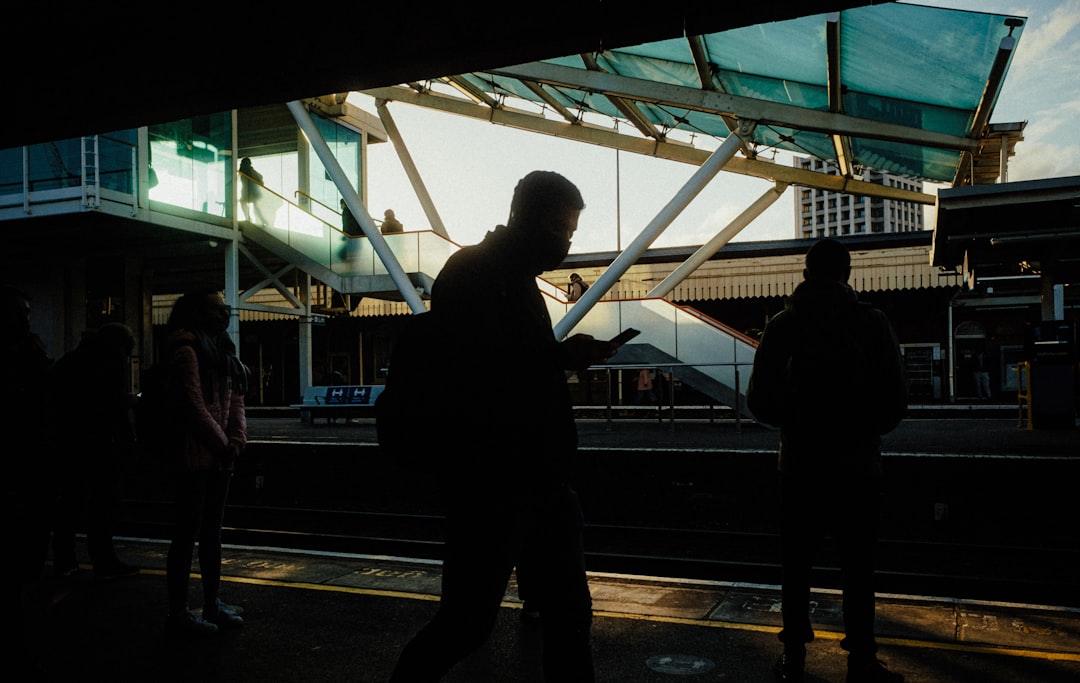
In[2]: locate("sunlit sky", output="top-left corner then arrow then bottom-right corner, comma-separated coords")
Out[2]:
354,0 -> 1080,255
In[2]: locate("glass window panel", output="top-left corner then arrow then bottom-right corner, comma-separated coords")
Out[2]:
842,4 -> 1023,109
702,16 -> 828,85
0,147 -> 19,194
307,113 -> 360,221
98,130 -> 137,193
149,112 -> 232,216
26,139 -> 81,191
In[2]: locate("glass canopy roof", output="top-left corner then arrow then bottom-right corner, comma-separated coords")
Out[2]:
384,2 -> 1026,186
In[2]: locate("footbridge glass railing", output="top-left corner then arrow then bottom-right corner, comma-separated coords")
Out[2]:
542,287 -> 758,417
240,183 -> 459,282
245,189 -> 757,414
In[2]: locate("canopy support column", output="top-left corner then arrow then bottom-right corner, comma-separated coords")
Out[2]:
554,123 -> 754,339
376,99 -> 450,239
648,180 -> 787,299
286,100 -> 426,314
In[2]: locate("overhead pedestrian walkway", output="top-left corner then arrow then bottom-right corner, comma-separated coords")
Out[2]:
240,203 -> 759,416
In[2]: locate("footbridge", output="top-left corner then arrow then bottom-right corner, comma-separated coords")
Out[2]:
239,194 -> 758,417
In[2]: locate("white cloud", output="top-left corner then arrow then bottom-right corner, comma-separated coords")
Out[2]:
1008,140 -> 1080,181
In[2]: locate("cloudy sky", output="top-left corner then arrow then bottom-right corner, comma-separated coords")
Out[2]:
356,0 -> 1080,254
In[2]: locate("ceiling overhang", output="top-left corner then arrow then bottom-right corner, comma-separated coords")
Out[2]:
2,2 -> 880,150
365,3 -> 1027,192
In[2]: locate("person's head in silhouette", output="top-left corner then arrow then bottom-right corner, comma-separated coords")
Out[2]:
506,170 -> 585,271
803,237 -> 851,284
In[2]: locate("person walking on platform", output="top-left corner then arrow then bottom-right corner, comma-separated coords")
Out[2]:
388,171 -> 616,682
746,238 -> 908,683
161,287 -> 249,637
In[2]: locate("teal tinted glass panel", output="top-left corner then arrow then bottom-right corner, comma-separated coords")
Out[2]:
98,130 -> 137,193
717,71 -> 829,109
700,15 -> 828,85
149,113 -> 232,216
25,139 -> 81,191
757,126 -> 835,163
614,36 -> 693,66
600,49 -> 698,88
453,2 -> 1024,182
306,114 -> 360,226
842,4 -> 1023,109
679,109 -> 733,138
850,138 -> 961,182
0,147 -> 18,194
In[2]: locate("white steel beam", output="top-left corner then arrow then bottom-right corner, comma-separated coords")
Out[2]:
647,181 -> 788,299
286,100 -> 426,313
375,99 -> 450,239
487,61 -> 979,152
363,85 -> 935,206
553,124 -> 751,339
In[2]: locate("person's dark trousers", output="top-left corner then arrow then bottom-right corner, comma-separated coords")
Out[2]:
50,472 -> 83,572
166,469 -> 231,616
85,464 -> 123,567
778,472 -> 882,658
389,481 -> 594,682
51,453 -> 125,571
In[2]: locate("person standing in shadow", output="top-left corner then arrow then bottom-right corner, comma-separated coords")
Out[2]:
747,238 -> 907,683
48,323 -> 141,580
161,287 -> 248,637
2,285 -> 53,675
388,171 -> 616,682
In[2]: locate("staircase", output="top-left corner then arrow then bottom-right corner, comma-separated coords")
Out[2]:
241,196 -> 758,416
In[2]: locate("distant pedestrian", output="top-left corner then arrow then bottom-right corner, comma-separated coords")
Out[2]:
635,368 -> 656,405
238,157 -> 265,224
973,351 -> 991,400
340,199 -> 362,237
747,238 -> 907,683
567,272 -> 588,302
162,287 -> 249,637
381,209 -> 404,234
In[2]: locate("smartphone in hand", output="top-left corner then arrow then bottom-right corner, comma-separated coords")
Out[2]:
608,328 -> 641,348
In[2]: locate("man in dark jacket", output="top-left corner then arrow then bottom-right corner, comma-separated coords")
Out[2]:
389,171 -> 615,683
747,238 -> 907,683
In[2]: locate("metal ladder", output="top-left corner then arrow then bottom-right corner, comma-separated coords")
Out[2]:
81,135 -> 99,209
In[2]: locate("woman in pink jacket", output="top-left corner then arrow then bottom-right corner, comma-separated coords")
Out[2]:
162,287 -> 248,637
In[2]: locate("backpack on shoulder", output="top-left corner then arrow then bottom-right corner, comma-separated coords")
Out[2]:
134,343 -> 189,463
374,310 -> 454,465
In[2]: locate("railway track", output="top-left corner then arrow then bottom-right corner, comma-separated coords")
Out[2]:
117,499 -> 1080,609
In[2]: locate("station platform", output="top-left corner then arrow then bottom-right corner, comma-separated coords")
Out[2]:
21,537 -> 1080,682
20,408 -> 1080,682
